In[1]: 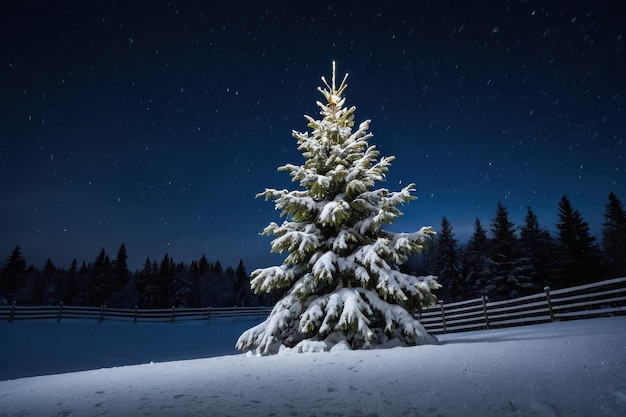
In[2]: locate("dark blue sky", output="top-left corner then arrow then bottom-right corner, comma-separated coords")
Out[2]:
1,1 -> 624,271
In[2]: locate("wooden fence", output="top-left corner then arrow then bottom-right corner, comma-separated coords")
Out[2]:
0,303 -> 273,324
2,277 -> 625,331
419,276 -> 626,334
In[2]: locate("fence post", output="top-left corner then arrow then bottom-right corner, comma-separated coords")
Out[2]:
99,305 -> 105,322
482,295 -> 490,329
9,301 -> 16,322
544,286 -> 555,321
440,301 -> 447,334
171,305 -> 176,323
207,306 -> 211,323
58,302 -> 63,323
134,305 -> 138,324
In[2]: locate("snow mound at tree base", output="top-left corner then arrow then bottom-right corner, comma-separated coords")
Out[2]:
277,329 -> 439,355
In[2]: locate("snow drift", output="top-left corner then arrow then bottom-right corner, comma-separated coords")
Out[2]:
1,316 -> 625,416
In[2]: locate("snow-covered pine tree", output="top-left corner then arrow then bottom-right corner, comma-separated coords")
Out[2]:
236,62 -> 440,355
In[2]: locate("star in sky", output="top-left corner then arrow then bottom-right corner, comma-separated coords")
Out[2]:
1,1 -> 624,271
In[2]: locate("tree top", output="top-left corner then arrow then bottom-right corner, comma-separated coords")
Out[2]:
319,61 -> 349,110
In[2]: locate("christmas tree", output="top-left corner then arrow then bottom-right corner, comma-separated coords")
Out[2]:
237,62 -> 440,355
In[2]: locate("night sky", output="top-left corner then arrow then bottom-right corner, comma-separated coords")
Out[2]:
2,1 -> 624,271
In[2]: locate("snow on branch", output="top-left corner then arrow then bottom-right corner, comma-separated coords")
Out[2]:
275,192 -> 317,216
336,288 -> 373,337
330,227 -> 359,252
256,188 -> 287,201
270,223 -> 320,255
295,288 -> 374,352
236,294 -> 303,355
384,226 -> 436,254
360,289 -> 437,345
250,264 -> 298,293
347,120 -> 372,143
319,197 -> 350,226
311,251 -> 337,283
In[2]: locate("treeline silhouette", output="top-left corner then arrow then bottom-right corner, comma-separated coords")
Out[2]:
0,246 -> 278,308
413,193 -> 626,303
2,193 -> 625,308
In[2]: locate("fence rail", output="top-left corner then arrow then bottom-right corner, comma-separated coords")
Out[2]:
0,303 -> 273,323
2,277 -> 625,332
419,276 -> 626,334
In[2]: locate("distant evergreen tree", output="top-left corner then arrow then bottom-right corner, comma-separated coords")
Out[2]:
112,243 -> 130,291
465,218 -> 490,298
75,261 -> 89,303
64,259 -> 78,303
84,248 -> 114,305
78,261 -> 88,275
431,217 -> 464,302
191,257 -> 235,307
225,265 -> 235,279
190,260 -> 200,278
136,257 -> 155,308
233,259 -> 252,306
137,255 -> 173,308
602,192 -> 626,277
157,253 -> 175,307
555,196 -> 604,287
172,262 -> 194,307
213,260 -> 223,275
479,203 -> 535,300
1,245 -> 27,303
42,258 -> 58,304
198,255 -> 209,274
490,203 -> 516,257
43,258 -> 56,277
519,207 -> 558,288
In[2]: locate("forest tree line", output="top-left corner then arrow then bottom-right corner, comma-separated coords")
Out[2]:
0,246 -> 276,308
416,193 -> 626,303
1,192 -> 625,308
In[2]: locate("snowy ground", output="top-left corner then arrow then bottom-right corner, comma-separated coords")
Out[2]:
1,317 -> 625,417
